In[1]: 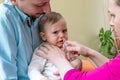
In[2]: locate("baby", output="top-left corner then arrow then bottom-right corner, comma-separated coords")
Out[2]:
28,12 -> 82,80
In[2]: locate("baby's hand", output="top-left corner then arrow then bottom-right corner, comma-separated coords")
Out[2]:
42,77 -> 51,80
53,71 -> 61,80
70,58 -> 82,70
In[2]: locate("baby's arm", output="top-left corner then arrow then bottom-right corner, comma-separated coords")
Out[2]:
70,58 -> 82,70
41,77 -> 50,80
28,48 -> 50,80
63,41 -> 82,70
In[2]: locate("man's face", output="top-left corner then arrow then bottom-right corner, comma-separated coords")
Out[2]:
13,0 -> 51,18
108,0 -> 120,38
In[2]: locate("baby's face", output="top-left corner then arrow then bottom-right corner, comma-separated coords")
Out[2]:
41,18 -> 68,48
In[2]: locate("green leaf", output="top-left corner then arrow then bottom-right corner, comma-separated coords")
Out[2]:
98,27 -> 117,57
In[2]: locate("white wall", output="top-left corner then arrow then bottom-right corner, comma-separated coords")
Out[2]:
0,0 -> 3,3
51,0 -> 109,50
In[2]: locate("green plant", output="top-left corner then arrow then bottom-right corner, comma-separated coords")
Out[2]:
98,27 -> 116,58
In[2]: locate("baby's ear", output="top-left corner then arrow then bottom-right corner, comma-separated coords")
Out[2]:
10,0 -> 16,5
40,32 -> 46,41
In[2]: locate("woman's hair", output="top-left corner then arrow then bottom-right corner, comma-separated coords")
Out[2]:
39,12 -> 63,32
115,0 -> 120,6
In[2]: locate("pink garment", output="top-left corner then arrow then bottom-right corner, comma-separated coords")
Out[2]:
64,54 -> 120,80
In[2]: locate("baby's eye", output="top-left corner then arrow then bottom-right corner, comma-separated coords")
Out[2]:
63,29 -> 67,33
53,31 -> 58,34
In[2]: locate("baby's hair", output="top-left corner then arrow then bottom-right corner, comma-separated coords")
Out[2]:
115,0 -> 120,6
39,12 -> 63,32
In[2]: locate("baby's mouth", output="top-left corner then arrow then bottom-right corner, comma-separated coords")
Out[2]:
59,40 -> 64,44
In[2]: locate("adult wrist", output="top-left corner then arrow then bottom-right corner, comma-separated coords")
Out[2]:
56,59 -> 74,79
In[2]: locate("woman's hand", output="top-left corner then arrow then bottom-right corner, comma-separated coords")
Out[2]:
64,40 -> 109,67
36,43 -> 67,64
36,43 -> 73,79
64,41 -> 89,57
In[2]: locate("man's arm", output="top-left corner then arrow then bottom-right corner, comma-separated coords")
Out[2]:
0,14 -> 18,79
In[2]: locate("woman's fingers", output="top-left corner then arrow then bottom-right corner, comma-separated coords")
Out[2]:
36,43 -> 53,59
41,43 -> 53,51
37,43 -> 66,59
36,50 -> 48,59
65,40 -> 79,46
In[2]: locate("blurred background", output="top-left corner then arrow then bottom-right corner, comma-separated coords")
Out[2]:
0,0 -> 109,51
